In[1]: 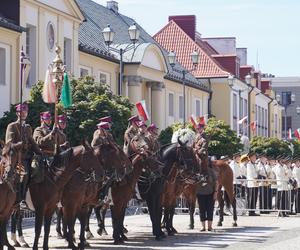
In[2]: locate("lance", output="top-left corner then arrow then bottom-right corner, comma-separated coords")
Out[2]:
51,46 -> 64,155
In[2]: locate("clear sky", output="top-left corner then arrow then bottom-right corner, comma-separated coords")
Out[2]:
93,0 -> 300,77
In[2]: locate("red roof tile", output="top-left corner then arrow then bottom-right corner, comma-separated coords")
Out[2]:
154,21 -> 230,78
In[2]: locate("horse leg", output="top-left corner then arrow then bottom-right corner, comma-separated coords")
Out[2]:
56,207 -> 64,238
111,206 -> 123,245
232,197 -> 238,227
164,207 -> 172,236
33,209 -> 44,250
188,201 -> 195,230
10,210 -> 20,247
64,211 -> 78,249
1,219 -> 16,250
170,206 -> 177,234
85,207 -> 94,240
120,207 -> 128,241
42,214 -> 53,250
78,210 -> 89,250
17,210 -> 29,248
154,195 -> 165,239
217,191 -> 224,227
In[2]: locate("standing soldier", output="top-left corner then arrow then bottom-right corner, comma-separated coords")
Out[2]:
5,103 -> 42,209
293,158 -> 300,213
123,115 -> 140,156
33,111 -> 57,158
193,120 -> 209,176
246,152 -> 259,216
229,152 -> 241,195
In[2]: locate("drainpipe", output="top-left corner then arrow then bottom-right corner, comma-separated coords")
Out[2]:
248,86 -> 254,138
208,79 -> 212,117
267,99 -> 273,137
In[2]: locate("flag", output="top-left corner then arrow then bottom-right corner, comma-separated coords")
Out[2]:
20,54 -> 31,86
250,121 -> 256,131
238,116 -> 247,125
190,115 -> 197,129
288,128 -> 292,140
61,73 -> 72,108
198,116 -> 205,126
42,69 -> 56,103
136,100 -> 149,121
294,129 -> 300,140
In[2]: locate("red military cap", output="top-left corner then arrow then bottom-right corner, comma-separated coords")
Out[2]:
97,121 -> 110,130
147,123 -> 158,131
128,115 -> 140,124
99,116 -> 112,123
15,103 -> 28,112
137,120 -> 147,128
58,115 -> 66,123
40,111 -> 51,120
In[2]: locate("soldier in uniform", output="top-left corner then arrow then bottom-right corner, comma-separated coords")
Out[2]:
123,115 -> 140,156
5,103 -> 42,209
91,116 -> 115,148
33,111 -> 57,158
229,152 -> 241,196
193,120 -> 209,175
57,114 -> 69,150
246,152 -> 259,216
147,123 -> 160,152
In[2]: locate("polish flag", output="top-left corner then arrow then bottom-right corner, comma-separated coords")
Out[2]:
198,116 -> 205,126
288,128 -> 292,140
294,129 -> 300,140
190,115 -> 197,129
238,116 -> 247,125
42,69 -> 57,103
250,121 -> 256,131
136,100 -> 149,121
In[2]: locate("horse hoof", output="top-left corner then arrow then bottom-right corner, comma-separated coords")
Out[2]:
217,222 -> 222,227
20,243 -> 30,248
97,228 -> 103,236
103,229 -> 108,235
85,231 -> 94,240
113,238 -> 124,245
7,246 -> 16,250
168,231 -> 175,236
121,234 -> 128,241
123,227 -> 128,234
12,241 -> 21,247
189,225 -> 194,230
57,232 -> 64,239
232,222 -> 238,227
171,227 -> 178,234
155,235 -> 165,241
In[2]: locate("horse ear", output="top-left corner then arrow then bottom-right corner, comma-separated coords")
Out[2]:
177,137 -> 184,147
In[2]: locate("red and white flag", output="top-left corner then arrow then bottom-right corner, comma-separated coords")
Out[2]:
288,128 -> 292,140
136,100 -> 149,121
42,69 -> 57,103
250,121 -> 256,131
294,129 -> 300,140
190,115 -> 197,129
238,116 -> 247,125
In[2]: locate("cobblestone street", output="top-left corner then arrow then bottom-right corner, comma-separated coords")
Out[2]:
13,213 -> 300,249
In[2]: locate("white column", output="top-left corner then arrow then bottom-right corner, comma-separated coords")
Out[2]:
151,82 -> 165,130
126,75 -> 142,114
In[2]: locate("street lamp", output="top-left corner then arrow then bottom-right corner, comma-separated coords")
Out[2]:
227,74 -> 252,136
167,49 -> 200,126
276,92 -> 296,139
102,23 -> 140,95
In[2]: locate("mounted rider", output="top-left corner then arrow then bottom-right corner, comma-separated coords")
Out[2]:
192,118 -> 209,176
57,114 -> 70,150
123,115 -> 140,156
91,116 -> 115,148
146,123 -> 160,152
5,103 -> 42,209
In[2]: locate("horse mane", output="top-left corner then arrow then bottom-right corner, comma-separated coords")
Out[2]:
50,148 -> 74,171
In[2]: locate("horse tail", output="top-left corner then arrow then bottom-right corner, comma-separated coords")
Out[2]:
224,191 -> 231,209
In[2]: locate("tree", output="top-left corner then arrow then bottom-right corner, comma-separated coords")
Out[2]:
158,118 -> 243,159
250,136 -> 292,157
0,77 -> 133,145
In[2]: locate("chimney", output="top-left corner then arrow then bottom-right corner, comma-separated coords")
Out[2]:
107,1 -> 118,13
169,15 -> 196,40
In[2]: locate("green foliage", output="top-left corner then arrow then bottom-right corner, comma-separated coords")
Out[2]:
250,136 -> 292,157
0,77 -> 133,145
158,118 -> 243,158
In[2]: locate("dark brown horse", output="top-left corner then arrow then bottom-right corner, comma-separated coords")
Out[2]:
183,159 -> 237,229
0,142 -> 22,250
29,141 -> 101,250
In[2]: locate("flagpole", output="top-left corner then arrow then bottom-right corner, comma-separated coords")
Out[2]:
51,46 -> 64,154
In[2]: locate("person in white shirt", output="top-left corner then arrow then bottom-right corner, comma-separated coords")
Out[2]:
257,154 -> 271,213
247,152 -> 259,216
293,158 -> 300,213
274,156 -> 290,217
266,156 -> 277,210
229,152 -> 241,193
238,154 -> 248,198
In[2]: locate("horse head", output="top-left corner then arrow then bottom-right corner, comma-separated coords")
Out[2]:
129,133 -> 149,157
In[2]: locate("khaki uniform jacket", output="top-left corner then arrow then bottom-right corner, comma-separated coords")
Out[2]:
91,129 -> 115,148
124,125 -> 138,146
5,120 -> 41,158
193,132 -> 208,158
33,126 -> 56,155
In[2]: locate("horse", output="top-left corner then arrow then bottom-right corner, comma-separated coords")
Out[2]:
29,140 -> 101,250
183,159 -> 237,229
161,140 -> 202,236
0,142 -> 23,250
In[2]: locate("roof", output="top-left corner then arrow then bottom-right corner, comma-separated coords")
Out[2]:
153,20 -> 230,78
0,16 -> 25,33
75,0 -> 209,92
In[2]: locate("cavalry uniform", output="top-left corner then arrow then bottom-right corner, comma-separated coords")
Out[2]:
246,156 -> 259,215
193,131 -> 209,174
33,125 -> 56,156
91,126 -> 114,147
123,115 -> 140,156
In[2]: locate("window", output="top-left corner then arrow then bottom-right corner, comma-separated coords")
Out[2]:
80,68 -> 89,77
99,71 -> 110,85
64,38 -> 72,72
168,93 -> 174,116
179,96 -> 184,119
265,109 -> 268,136
239,97 -> 243,119
281,92 -> 292,106
244,99 -> 248,116
233,93 -> 237,118
275,114 -> 278,133
26,24 -> 36,87
282,116 -> 292,131
195,99 -> 201,117
0,48 -> 5,85
262,108 -> 265,136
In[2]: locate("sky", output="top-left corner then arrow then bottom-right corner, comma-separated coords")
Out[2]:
93,0 -> 300,76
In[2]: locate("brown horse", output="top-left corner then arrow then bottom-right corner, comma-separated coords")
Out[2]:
0,142 -> 22,250
183,159 -> 237,229
29,141 -> 101,250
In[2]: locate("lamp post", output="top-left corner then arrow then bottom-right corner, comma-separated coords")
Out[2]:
227,74 -> 252,136
276,92 -> 296,140
102,23 -> 140,96
167,50 -> 200,127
